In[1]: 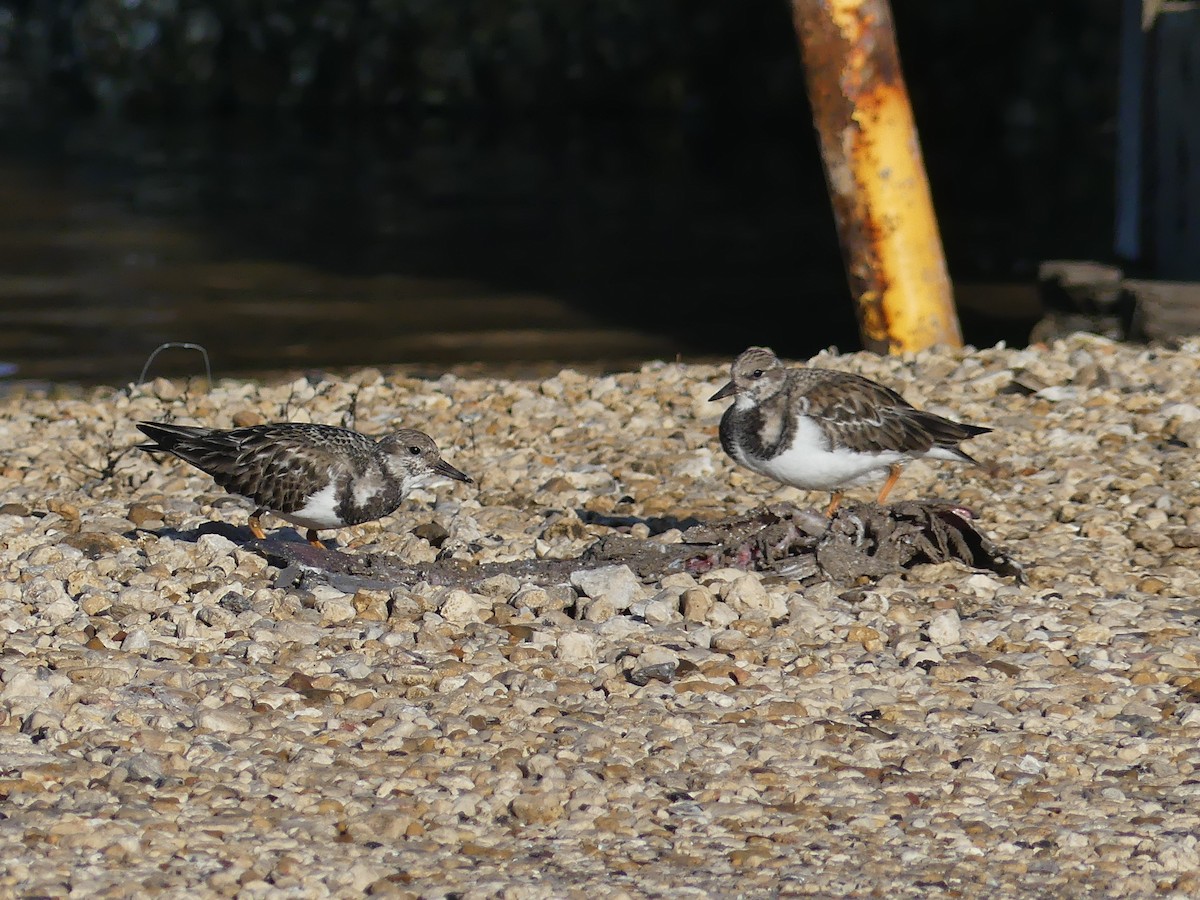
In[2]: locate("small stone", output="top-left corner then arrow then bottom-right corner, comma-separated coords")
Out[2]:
639,646 -> 678,668
353,589 -> 390,621
438,589 -> 490,626
197,707 -> 251,735
927,610 -> 962,647
1,671 -> 72,716
710,630 -> 749,652
62,532 -> 126,559
475,574 -> 521,598
412,521 -> 450,547
344,692 -> 376,710
681,587 -> 714,623
231,410 -> 265,427
570,565 -> 644,611
150,376 -> 181,400
510,793 -> 566,824
502,624 -> 535,642
722,574 -> 785,619
628,662 -> 676,685
538,476 -> 575,494
47,498 -> 80,521
512,586 -> 558,613
388,593 -> 425,621
64,667 -> 132,688
642,591 -> 680,625
120,630 -> 151,652
708,601 -> 740,628
556,633 -> 598,666
582,597 -> 616,623
122,754 -> 164,783
847,625 -> 883,651
80,593 -> 113,615
316,596 -> 356,625
219,591 -> 253,614
127,503 -> 164,527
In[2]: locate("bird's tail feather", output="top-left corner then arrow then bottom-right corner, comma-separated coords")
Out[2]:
136,421 -> 207,452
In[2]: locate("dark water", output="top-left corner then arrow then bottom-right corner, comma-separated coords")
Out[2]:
0,108 -> 1108,387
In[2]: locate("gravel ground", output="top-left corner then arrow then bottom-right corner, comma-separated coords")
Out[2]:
2,333 -> 1199,899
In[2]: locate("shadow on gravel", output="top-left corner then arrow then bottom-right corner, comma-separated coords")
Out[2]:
244,500 -> 1025,596
154,521 -> 323,547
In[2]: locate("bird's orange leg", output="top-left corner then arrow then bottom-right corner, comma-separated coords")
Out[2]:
306,529 -> 326,549
876,464 -> 904,505
248,511 -> 268,540
824,491 -> 844,517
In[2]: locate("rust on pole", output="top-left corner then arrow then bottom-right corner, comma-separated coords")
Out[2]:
791,0 -> 962,353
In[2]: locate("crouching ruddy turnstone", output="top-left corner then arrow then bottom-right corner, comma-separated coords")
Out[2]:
136,421 -> 472,547
709,346 -> 990,516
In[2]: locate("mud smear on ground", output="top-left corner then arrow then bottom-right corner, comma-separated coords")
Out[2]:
248,500 -> 1024,597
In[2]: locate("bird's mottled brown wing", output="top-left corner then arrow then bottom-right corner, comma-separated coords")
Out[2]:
796,370 -> 951,456
157,423 -> 366,513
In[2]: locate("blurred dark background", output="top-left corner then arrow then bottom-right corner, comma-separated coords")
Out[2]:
0,0 -> 1118,384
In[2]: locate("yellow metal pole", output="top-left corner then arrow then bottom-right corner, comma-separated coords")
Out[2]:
791,0 -> 962,353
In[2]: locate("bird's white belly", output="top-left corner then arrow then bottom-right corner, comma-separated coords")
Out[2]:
274,482 -> 344,530
738,416 -> 905,491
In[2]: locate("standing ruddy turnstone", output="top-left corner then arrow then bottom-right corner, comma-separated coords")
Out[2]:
709,346 -> 990,516
136,421 -> 471,547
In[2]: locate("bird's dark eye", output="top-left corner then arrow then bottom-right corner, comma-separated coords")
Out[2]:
751,369 -> 764,378
408,446 -> 421,455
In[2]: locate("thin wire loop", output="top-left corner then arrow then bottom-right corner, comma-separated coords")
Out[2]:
136,342 -> 213,390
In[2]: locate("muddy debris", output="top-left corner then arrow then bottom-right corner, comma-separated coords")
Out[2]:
249,499 -> 1022,594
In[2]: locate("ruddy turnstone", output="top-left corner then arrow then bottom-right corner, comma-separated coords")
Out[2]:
709,346 -> 990,515
136,421 -> 471,547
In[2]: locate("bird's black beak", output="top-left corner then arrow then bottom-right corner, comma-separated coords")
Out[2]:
435,459 -> 473,483
709,381 -> 736,402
